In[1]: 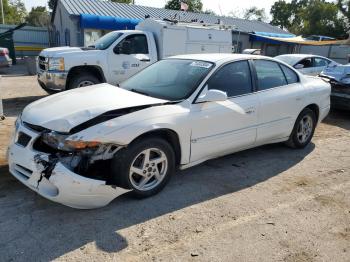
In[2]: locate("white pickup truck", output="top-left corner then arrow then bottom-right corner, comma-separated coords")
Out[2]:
37,19 -> 233,92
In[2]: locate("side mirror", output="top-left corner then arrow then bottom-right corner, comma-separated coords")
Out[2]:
294,64 -> 304,69
196,89 -> 227,103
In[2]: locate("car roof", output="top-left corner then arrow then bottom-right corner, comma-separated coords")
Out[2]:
167,53 -> 271,64
275,54 -> 322,59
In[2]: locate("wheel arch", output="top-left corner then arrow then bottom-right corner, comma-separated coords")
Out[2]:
129,128 -> 182,167
66,65 -> 106,88
304,103 -> 320,123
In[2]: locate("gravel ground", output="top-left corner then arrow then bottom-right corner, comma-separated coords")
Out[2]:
0,75 -> 349,262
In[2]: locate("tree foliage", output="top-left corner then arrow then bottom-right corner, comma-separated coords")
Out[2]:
0,0 -> 27,24
26,6 -> 50,27
165,0 -> 203,13
243,7 -> 267,22
271,0 -> 347,38
337,0 -> 350,24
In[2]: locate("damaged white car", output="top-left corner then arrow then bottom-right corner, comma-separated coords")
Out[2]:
8,54 -> 331,209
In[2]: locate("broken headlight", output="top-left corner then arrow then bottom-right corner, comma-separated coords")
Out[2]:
42,131 -> 101,151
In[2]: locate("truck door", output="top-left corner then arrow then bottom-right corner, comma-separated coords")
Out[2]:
108,34 -> 152,85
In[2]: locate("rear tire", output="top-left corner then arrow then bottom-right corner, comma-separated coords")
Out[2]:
68,73 -> 100,89
111,138 -> 175,198
286,108 -> 316,149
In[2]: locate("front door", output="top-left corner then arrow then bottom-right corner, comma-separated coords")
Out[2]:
190,60 -> 258,162
108,34 -> 152,85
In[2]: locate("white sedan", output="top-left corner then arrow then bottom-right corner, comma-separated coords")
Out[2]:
8,54 -> 331,209
275,54 -> 338,76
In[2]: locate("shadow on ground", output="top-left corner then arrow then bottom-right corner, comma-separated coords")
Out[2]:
0,142 -> 315,261
323,109 -> 350,131
2,96 -> 46,117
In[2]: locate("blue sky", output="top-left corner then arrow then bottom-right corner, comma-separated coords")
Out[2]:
23,0 -> 278,17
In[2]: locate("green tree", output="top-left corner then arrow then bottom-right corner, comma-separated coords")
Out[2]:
26,6 -> 50,27
299,0 -> 346,37
243,7 -> 267,22
48,0 -> 56,10
271,0 -> 346,38
165,0 -> 203,13
0,0 -> 27,24
337,0 -> 350,23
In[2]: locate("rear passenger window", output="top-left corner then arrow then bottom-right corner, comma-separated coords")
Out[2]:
207,61 -> 252,97
254,60 -> 287,90
281,65 -> 299,84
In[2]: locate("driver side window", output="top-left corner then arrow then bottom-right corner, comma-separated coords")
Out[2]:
114,34 -> 149,55
297,58 -> 313,68
207,60 -> 253,97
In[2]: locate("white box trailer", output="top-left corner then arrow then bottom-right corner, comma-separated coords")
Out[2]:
38,19 -> 234,91
136,19 -> 233,58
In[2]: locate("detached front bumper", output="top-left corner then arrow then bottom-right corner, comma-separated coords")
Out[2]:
7,123 -> 129,209
37,70 -> 68,92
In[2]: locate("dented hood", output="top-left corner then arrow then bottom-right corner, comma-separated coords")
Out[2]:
22,84 -> 167,133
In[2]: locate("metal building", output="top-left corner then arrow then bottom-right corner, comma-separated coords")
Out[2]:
51,0 -> 294,54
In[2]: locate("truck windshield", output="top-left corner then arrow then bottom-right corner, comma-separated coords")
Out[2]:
89,32 -> 123,50
120,59 -> 214,101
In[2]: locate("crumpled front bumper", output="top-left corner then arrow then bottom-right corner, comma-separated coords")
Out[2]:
37,69 -> 68,92
7,123 -> 129,209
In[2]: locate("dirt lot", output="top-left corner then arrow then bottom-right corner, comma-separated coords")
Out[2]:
0,74 -> 349,262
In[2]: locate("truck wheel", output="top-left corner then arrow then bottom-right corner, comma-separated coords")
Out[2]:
286,108 -> 316,149
111,138 -> 175,198
68,73 -> 100,89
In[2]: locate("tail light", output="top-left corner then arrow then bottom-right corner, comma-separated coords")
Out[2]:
0,48 -> 9,56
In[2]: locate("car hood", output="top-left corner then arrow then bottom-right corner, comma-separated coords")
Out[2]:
22,84 -> 168,133
40,46 -> 100,57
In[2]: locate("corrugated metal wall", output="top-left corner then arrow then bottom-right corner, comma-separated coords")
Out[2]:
0,24 -> 49,56
299,44 -> 350,64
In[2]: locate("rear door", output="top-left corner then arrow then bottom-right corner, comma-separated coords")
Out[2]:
253,60 -> 304,144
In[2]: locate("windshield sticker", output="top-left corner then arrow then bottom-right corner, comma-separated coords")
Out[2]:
190,61 -> 212,69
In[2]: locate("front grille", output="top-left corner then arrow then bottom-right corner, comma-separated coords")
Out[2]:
14,164 -> 33,179
16,132 -> 32,147
38,56 -> 48,71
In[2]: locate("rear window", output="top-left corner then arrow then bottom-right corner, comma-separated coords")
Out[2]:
281,65 -> 299,84
254,60 -> 287,90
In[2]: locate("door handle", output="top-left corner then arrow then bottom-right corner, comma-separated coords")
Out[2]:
245,108 -> 255,114
140,58 -> 150,62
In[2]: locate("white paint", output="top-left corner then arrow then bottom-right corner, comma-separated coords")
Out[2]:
8,54 -> 331,209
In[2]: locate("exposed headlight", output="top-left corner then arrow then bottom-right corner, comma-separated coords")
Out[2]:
42,131 -> 101,151
48,57 -> 65,71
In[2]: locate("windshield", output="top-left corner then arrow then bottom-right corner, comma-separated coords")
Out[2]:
120,59 -> 214,101
274,55 -> 300,66
89,32 -> 123,50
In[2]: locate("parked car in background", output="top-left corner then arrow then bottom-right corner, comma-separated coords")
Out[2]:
0,47 -> 12,68
320,64 -> 350,110
8,54 -> 330,209
275,54 -> 338,76
37,19 -> 233,92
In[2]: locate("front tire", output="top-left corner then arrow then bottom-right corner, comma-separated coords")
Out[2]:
111,138 -> 175,198
68,73 -> 100,89
286,108 -> 316,149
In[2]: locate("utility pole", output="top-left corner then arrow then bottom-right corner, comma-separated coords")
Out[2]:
0,0 -> 5,24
